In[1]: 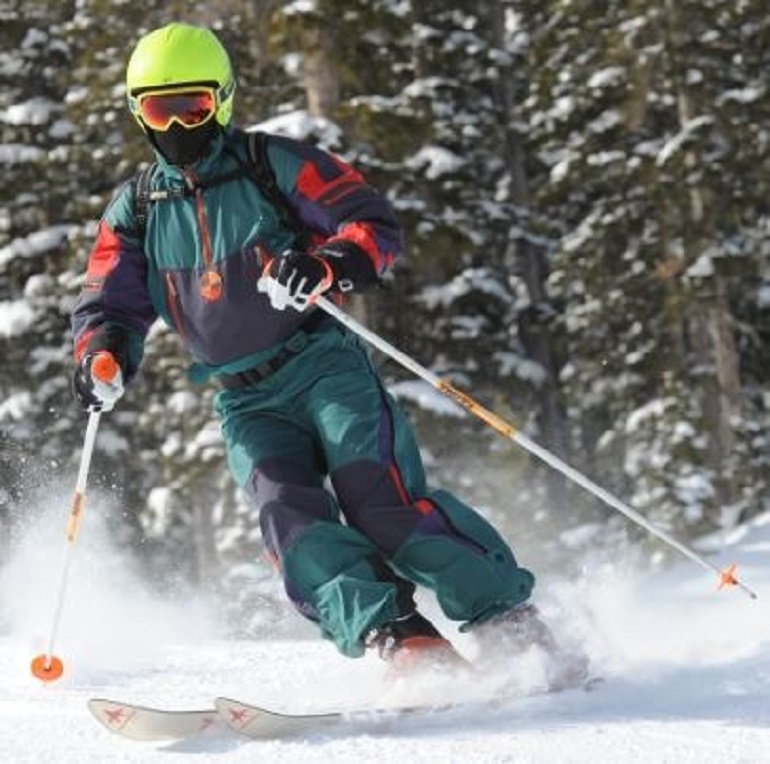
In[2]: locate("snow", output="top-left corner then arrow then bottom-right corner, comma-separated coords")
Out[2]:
717,86 -> 765,106
282,0 -> 319,16
389,379 -> 465,417
3,97 -> 59,126
656,116 -> 715,167
417,268 -> 511,309
0,144 -> 46,164
0,299 -> 37,338
1,488 -> 768,763
0,225 -> 73,268
406,145 -> 465,180
685,251 -> 716,279
0,391 -> 33,421
494,351 -> 547,385
758,285 -> 770,309
249,110 -> 343,146
587,67 -> 626,90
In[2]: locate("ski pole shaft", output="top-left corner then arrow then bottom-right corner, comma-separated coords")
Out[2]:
513,431 -> 757,599
31,407 -> 102,681
314,296 -> 758,600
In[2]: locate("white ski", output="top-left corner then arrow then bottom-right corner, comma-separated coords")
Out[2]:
88,698 -> 222,741
88,678 -> 603,742
87,696 -> 450,741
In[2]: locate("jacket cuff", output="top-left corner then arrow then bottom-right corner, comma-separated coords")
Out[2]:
315,241 -> 381,293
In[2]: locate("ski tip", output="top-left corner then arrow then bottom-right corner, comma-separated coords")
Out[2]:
30,653 -> 64,682
88,698 -> 222,741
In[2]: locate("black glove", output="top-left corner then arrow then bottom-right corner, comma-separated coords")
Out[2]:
257,250 -> 334,311
257,243 -> 382,312
72,352 -> 125,412
72,323 -> 133,411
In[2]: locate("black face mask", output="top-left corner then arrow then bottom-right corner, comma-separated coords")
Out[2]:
149,120 -> 219,167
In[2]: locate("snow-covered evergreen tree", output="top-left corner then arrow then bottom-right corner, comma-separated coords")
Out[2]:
518,0 -> 770,535
0,4 -> 89,541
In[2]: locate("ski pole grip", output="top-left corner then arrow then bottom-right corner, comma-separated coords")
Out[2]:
91,352 -> 119,383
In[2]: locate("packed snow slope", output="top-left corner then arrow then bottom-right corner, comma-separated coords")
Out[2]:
0,494 -> 768,764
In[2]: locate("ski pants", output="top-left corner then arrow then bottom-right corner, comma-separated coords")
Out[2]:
215,323 -> 535,657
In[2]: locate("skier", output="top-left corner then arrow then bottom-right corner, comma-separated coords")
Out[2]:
71,22 -> 580,680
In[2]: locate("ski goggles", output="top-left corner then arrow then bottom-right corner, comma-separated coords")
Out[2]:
129,86 -> 217,132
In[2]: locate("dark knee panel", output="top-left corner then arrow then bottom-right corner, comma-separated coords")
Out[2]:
247,456 -> 336,558
331,460 -> 424,553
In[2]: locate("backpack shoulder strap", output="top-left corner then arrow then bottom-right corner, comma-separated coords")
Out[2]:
245,130 -> 309,247
132,162 -> 157,241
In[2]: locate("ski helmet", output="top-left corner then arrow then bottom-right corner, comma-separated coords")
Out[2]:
126,23 -> 235,129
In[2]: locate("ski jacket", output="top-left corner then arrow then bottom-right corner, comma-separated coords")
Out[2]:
72,126 -> 402,381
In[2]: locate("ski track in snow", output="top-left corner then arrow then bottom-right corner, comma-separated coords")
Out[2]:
1,505 -> 769,763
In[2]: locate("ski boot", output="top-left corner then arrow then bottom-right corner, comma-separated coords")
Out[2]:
365,611 -> 469,675
471,602 -> 590,692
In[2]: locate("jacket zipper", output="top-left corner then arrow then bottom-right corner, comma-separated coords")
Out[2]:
184,168 -> 222,302
193,187 -> 215,272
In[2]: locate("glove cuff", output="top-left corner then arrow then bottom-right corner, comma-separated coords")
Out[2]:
315,241 -> 381,293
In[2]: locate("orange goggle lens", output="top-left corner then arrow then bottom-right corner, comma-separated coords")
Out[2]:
137,89 -> 216,131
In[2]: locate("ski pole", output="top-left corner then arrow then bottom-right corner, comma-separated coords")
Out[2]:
314,296 -> 758,601
30,353 -> 117,682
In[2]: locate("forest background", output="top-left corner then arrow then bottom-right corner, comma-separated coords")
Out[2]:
1,0 -> 768,634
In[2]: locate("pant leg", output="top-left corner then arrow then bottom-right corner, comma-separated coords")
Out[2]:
306,335 -> 535,626
215,378 -> 416,657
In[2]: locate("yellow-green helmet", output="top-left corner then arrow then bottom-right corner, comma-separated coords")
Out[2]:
126,23 -> 235,127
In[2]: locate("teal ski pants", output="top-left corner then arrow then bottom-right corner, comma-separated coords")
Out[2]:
215,323 -> 535,656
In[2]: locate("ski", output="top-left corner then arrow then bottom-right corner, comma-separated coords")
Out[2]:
88,677 -> 603,742
213,695 -> 456,739
87,696 -> 448,742
88,698 -> 222,741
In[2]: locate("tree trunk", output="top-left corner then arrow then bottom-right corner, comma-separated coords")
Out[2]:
487,3 -> 570,458
664,0 -> 742,516
301,24 -> 340,118
687,290 -> 741,490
